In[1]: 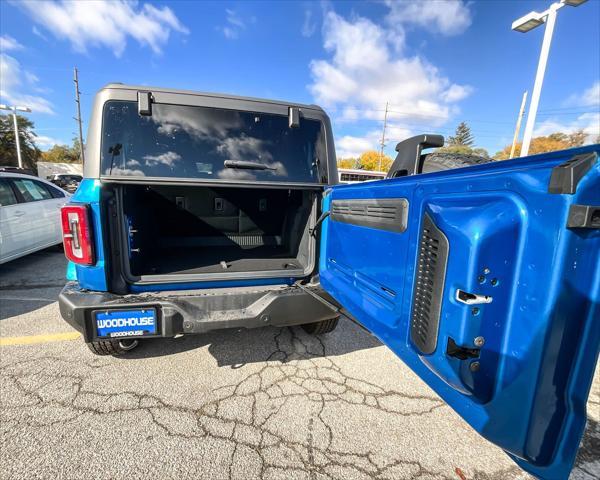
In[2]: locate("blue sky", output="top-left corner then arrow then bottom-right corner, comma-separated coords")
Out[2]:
1,0 -> 599,158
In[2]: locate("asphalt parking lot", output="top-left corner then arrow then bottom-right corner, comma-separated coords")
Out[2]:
1,250 -> 598,480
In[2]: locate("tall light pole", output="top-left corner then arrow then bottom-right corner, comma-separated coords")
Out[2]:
0,104 -> 32,168
512,0 -> 588,157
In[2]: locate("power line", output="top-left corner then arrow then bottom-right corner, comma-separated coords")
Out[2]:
510,91 -> 528,159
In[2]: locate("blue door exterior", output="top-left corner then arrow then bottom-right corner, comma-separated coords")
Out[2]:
319,145 -> 600,479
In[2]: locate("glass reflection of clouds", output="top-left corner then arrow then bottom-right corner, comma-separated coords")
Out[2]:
101,101 -> 325,183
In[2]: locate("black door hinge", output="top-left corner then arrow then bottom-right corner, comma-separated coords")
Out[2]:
567,204 -> 600,229
548,152 -> 597,195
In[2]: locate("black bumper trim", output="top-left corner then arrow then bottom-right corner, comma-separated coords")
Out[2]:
58,282 -> 339,343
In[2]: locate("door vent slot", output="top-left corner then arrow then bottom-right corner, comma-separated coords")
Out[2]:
410,213 -> 449,355
331,199 -> 408,233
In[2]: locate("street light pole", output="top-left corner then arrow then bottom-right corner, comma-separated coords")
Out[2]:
0,104 -> 32,168
520,3 -> 559,158
512,0 -> 588,157
11,109 -> 24,168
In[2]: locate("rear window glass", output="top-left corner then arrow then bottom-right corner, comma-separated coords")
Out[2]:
101,101 -> 328,183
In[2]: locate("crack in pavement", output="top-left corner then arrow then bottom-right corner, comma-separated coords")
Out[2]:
1,325 -> 596,480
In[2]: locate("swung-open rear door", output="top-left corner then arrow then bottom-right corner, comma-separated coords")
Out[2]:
319,146 -> 600,479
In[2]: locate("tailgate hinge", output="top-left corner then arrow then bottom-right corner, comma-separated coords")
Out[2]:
567,204 -> 600,229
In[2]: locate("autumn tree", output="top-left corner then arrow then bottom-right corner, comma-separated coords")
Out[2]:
42,137 -> 82,163
357,150 -> 393,171
448,121 -> 474,146
494,129 -> 589,160
337,150 -> 394,172
0,114 -> 41,170
337,157 -> 359,169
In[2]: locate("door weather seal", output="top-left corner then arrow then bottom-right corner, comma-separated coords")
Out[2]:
548,151 -> 597,194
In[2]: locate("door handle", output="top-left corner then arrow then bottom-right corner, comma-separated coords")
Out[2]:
13,211 -> 25,218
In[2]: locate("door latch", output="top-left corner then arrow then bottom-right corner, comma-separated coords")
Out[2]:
455,289 -> 493,305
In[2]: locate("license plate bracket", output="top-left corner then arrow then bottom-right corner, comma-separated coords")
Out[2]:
93,308 -> 158,339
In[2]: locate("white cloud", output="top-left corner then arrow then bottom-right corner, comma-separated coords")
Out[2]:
220,9 -> 247,40
336,135 -> 376,159
24,71 -> 39,84
0,54 -> 54,114
32,26 -> 48,41
533,83 -> 600,144
16,0 -> 188,57
335,124 -> 413,159
441,84 -> 473,103
534,112 -> 600,143
0,35 -> 24,52
385,0 -> 472,38
564,82 -> 600,107
35,135 -> 64,149
302,9 -> 316,38
309,4 -> 475,158
309,10 -> 472,134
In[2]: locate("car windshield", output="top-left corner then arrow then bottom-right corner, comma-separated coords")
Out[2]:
101,101 -> 328,183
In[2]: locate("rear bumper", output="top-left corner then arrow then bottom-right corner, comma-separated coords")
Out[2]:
58,281 -> 338,343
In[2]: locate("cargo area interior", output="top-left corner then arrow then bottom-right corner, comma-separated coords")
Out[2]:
116,184 -> 317,280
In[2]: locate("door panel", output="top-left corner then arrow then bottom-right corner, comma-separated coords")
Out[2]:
319,146 -> 600,479
0,179 -> 37,261
11,178 -> 57,249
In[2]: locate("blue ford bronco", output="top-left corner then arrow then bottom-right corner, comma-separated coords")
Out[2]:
59,83 -> 599,479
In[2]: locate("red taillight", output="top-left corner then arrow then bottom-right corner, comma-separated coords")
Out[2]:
61,205 -> 95,265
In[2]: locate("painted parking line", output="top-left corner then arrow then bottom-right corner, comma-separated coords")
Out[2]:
0,332 -> 81,346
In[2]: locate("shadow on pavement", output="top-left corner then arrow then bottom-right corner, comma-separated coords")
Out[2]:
125,318 -> 382,367
573,416 -> 600,477
0,249 -> 66,320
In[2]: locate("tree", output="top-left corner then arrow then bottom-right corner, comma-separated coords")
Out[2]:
337,151 -> 394,172
337,157 -> 359,169
42,137 -> 82,163
357,150 -> 393,172
0,114 -> 41,170
338,150 -> 394,172
494,129 -> 589,160
448,121 -> 474,146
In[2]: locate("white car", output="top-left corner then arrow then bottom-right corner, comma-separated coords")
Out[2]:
0,172 -> 70,264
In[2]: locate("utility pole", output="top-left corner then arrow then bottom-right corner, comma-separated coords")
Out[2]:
379,101 -> 389,171
73,67 -> 85,164
509,91 -> 528,159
